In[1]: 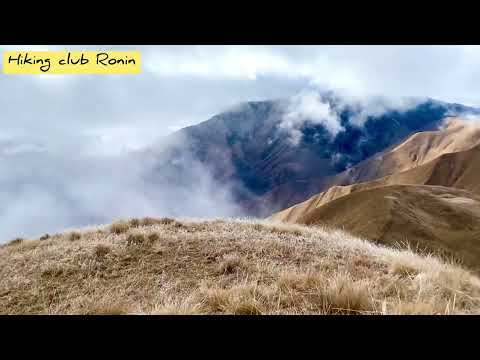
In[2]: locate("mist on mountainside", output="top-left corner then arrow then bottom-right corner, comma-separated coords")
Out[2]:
1,88 -> 478,243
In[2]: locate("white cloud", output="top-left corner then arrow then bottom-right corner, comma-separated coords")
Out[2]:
142,45 -> 480,106
337,94 -> 427,127
144,46 -> 295,80
0,134 -> 243,242
281,91 -> 344,143
278,89 -> 428,143
0,143 -> 46,156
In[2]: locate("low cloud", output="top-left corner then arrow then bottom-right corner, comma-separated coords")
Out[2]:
337,94 -> 427,127
279,89 -> 428,144
280,90 -> 344,144
0,134 -> 242,243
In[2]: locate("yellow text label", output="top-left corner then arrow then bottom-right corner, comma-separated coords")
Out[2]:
3,51 -> 141,74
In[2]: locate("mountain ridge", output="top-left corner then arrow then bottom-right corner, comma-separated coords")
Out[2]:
268,117 -> 480,270
270,117 -> 480,223
145,95 -> 476,216
294,184 -> 480,271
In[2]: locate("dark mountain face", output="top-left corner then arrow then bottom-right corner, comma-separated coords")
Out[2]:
143,93 -> 477,217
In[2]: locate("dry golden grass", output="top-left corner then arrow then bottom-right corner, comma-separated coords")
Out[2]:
1,217 -> 480,315
109,220 -> 131,235
272,184 -> 480,272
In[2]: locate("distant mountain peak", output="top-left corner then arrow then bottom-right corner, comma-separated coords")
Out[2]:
147,93 -> 480,216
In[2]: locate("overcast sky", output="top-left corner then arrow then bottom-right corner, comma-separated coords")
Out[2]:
2,45 -> 480,154
2,45 -> 480,241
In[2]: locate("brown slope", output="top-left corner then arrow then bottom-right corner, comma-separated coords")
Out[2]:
333,117 -> 480,186
262,117 -> 480,213
296,185 -> 480,271
268,118 -> 480,270
270,143 -> 480,223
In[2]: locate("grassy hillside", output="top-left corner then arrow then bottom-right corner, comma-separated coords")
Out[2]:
291,185 -> 480,271
270,143 -> 480,224
268,119 -> 480,270
331,117 -> 480,187
1,217 -> 480,314
259,117 -> 480,213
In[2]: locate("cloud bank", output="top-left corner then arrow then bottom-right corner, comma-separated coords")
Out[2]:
278,89 -> 428,144
0,134 -> 242,242
280,91 -> 343,144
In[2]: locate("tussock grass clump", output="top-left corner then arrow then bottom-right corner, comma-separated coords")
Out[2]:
86,306 -> 128,315
157,217 -> 176,225
151,301 -> 202,315
110,220 -> 130,234
277,271 -> 324,292
389,261 -> 419,277
1,219 -> 480,315
140,217 -> 178,226
140,217 -> 159,226
129,218 -> 141,228
391,300 -> 446,315
126,232 -> 148,246
126,233 -> 146,246
197,285 -> 265,315
147,233 -> 160,242
68,232 -> 82,242
79,300 -> 130,315
254,222 -> 304,236
41,266 -> 65,278
126,216 -> 180,228
325,273 -> 373,314
94,244 -> 111,257
6,238 -> 24,246
217,254 -> 248,275
275,271 -> 374,314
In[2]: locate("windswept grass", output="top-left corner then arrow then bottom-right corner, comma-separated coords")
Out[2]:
1,217 -> 480,315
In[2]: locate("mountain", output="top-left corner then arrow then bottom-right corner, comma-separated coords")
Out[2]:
2,217 -> 480,314
258,116 -> 480,212
144,94 -> 475,216
330,117 -> 480,186
268,117 -> 480,270
288,185 -> 480,271
270,118 -> 480,223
